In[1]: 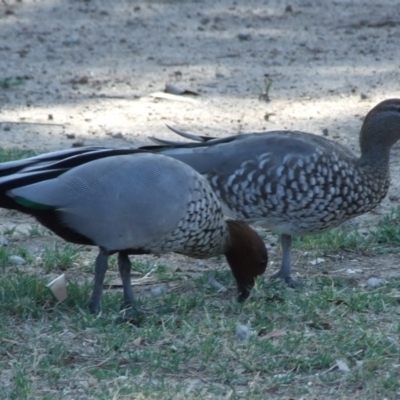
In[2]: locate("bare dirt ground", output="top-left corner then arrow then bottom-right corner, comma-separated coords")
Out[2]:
1,0 -> 400,278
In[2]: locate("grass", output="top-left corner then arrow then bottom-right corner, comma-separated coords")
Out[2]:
42,243 -> 81,272
27,224 -> 49,238
0,271 -> 399,399
371,208 -> 400,248
293,228 -> 369,254
0,77 -> 27,89
294,208 -> 400,256
0,148 -> 36,163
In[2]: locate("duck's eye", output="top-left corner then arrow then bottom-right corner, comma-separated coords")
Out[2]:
258,258 -> 268,270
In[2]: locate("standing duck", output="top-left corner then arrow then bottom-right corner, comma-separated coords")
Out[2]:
141,99 -> 400,284
0,152 -> 268,313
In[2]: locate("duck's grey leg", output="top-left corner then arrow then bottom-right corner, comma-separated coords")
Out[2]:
88,250 -> 109,314
270,234 -> 299,286
118,252 -> 134,310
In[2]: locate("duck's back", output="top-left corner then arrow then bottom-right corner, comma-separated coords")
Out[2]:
9,154 -> 228,255
154,130 -> 390,235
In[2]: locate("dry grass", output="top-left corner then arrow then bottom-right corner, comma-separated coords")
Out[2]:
1,237 -> 400,399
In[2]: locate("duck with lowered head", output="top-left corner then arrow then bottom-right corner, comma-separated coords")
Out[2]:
0,151 -> 268,314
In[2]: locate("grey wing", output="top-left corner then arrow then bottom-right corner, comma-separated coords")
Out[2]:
143,128 -> 358,222
9,154 -> 193,252
145,131 -> 317,174
146,127 -> 356,177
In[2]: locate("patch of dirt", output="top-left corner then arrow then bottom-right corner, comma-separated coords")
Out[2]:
1,0 -> 400,285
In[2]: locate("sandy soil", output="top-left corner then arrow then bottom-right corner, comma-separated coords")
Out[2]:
0,0 -> 400,286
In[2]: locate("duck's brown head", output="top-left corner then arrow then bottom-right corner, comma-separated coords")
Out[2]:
224,220 -> 268,302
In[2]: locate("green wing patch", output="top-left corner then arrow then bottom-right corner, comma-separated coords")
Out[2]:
14,196 -> 55,211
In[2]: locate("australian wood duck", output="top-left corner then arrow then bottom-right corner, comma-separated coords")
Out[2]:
0,152 -> 268,313
141,99 -> 400,284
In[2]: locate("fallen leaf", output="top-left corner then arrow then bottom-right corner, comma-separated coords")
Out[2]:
62,355 -> 77,366
264,294 -> 285,303
308,321 -> 331,330
328,299 -> 349,306
105,276 -> 158,288
118,359 -> 129,367
260,329 -> 287,339
164,83 -> 199,96
147,91 -> 199,103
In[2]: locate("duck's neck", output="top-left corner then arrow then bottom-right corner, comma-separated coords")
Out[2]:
358,145 -> 391,178
358,144 -> 390,198
355,146 -> 391,206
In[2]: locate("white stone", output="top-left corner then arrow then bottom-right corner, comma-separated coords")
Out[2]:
235,324 -> 253,341
310,258 -> 325,265
150,284 -> 168,297
9,255 -> 26,265
346,268 -> 362,274
367,277 -> 384,288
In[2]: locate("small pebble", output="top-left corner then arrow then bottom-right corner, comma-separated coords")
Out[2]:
111,132 -> 124,139
238,33 -> 252,41
264,112 -> 275,121
346,268 -> 362,274
207,274 -> 227,293
322,128 -> 329,136
9,255 -> 26,265
66,133 -> 75,139
63,33 -> 80,46
186,379 -> 203,394
367,277 -> 384,288
150,284 -> 167,297
195,260 -> 204,267
310,257 -> 325,265
0,236 -> 9,246
77,76 -> 88,84
235,324 -> 253,341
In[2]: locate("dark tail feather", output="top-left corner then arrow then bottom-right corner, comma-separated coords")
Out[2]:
141,126 -> 235,152
148,137 -> 185,146
0,147 -> 145,176
165,125 -> 212,142
21,148 -> 144,174
0,147 -> 107,177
